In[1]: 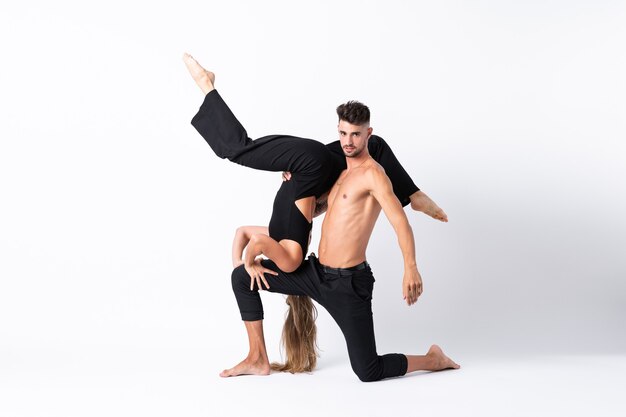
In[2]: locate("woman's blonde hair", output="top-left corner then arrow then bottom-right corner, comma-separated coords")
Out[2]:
270,295 -> 319,373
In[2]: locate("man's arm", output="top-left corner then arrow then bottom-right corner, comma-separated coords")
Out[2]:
368,166 -> 423,306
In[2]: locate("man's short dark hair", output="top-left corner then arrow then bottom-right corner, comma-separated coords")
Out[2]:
336,101 -> 370,125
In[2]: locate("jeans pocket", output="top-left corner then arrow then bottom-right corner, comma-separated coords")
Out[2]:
349,275 -> 374,302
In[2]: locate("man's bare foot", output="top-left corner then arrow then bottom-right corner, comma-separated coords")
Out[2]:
182,52 -> 215,95
426,344 -> 460,370
219,356 -> 271,377
410,191 -> 448,222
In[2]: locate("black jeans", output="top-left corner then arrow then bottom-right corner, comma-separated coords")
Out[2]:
231,254 -> 408,382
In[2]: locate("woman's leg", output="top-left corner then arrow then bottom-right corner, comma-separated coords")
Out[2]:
191,89 -> 331,176
185,57 -> 331,178
185,55 -> 421,208
183,53 -> 215,95
223,260 -> 322,377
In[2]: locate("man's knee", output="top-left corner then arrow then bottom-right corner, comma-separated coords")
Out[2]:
351,359 -> 381,383
353,367 -> 379,383
352,353 -> 408,382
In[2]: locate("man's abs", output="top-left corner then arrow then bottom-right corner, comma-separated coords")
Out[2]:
318,197 -> 382,268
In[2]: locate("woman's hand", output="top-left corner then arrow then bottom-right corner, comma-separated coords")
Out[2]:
245,258 -> 278,291
232,226 -> 269,268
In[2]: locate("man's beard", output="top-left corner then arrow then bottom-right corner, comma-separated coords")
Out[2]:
343,145 -> 364,157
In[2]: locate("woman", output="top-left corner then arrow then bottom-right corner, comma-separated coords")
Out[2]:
184,53 -> 423,373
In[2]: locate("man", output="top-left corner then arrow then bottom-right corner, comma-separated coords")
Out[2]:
224,100 -> 459,381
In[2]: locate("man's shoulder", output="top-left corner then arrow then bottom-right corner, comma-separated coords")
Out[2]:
360,160 -> 392,191
364,159 -> 386,178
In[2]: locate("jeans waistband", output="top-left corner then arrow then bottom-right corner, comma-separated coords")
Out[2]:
309,252 -> 370,275
320,261 -> 369,275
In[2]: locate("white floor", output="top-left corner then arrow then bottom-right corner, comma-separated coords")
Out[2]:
2,347 -> 624,417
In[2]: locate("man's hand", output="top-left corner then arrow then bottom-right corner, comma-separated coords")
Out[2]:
402,267 -> 423,306
282,171 -> 292,181
245,258 -> 278,291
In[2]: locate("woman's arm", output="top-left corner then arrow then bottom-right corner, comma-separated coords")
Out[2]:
244,234 -> 302,273
232,226 -> 269,267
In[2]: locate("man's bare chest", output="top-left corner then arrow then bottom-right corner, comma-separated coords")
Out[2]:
326,176 -> 374,216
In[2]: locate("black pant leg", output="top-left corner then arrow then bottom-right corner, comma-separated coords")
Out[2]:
191,90 -> 331,178
231,259 -> 323,321
317,266 -> 408,382
368,135 -> 420,207
191,90 -> 251,160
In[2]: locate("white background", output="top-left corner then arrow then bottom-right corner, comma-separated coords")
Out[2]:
1,1 -> 625,416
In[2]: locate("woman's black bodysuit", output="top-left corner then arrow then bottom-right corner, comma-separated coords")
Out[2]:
191,90 -> 419,260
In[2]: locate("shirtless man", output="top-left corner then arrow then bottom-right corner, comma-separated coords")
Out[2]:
225,100 -> 459,381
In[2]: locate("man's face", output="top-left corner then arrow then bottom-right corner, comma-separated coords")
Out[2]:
338,120 -> 373,158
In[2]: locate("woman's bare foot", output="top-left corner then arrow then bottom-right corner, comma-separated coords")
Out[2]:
410,191 -> 448,222
426,344 -> 460,370
182,52 -> 215,95
219,356 -> 271,378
